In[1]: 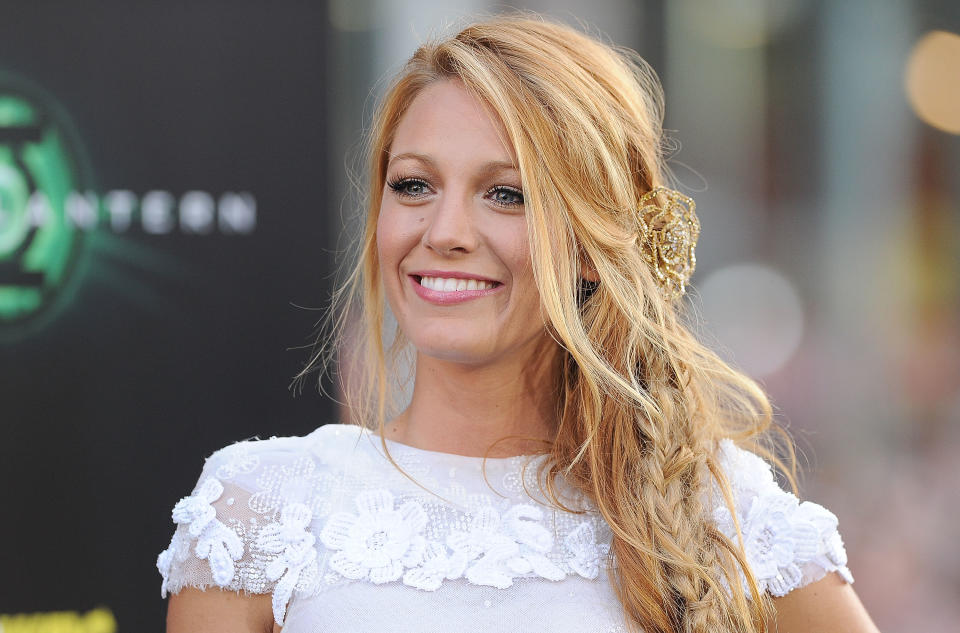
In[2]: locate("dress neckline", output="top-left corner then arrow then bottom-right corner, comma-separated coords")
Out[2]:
324,423 -> 547,465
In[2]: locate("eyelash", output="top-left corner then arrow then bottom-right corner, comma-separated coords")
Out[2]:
386,176 -> 430,199
386,176 -> 524,209
486,185 -> 524,208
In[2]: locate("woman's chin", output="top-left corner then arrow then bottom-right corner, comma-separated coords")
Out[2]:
413,343 -> 499,366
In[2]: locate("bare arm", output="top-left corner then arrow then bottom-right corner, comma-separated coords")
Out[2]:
166,587 -> 278,633
768,573 -> 879,633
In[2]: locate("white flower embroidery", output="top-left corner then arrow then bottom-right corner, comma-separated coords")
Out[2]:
171,478 -> 223,537
167,478 -> 243,586
197,523 -> 245,586
248,455 -> 336,519
402,541 -> 463,591
446,504 -> 564,589
320,489 -> 428,584
794,501 -> 854,584
500,457 -> 543,497
257,503 -> 318,625
564,521 -> 607,580
158,427 -> 853,605
734,494 -> 803,595
381,452 -> 438,490
713,441 -> 854,596
157,539 -> 180,596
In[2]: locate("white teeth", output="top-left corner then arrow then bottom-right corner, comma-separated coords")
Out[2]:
419,276 -> 495,292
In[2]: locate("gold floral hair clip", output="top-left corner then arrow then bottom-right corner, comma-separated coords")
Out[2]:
636,187 -> 700,299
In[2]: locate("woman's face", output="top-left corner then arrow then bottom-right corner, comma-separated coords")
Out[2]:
376,80 -> 550,366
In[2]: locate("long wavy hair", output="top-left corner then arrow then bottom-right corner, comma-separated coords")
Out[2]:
298,14 -> 794,633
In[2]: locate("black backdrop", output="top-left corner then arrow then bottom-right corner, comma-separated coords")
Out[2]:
0,2 -> 336,630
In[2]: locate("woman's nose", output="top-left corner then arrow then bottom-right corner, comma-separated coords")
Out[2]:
423,193 -> 479,255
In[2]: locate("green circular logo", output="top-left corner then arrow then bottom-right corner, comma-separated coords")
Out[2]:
0,79 -> 91,335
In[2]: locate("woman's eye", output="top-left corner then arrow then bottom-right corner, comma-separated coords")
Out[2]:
387,177 -> 430,198
488,186 -> 524,208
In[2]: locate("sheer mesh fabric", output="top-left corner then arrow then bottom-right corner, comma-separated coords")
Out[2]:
158,424 -> 853,630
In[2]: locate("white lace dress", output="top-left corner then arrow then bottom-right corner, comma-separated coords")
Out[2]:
157,424 -> 853,632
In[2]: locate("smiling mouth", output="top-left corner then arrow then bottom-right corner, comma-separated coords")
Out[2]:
414,275 -> 501,292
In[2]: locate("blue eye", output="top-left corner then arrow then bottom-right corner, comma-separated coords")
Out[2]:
387,177 -> 430,198
488,186 -> 524,208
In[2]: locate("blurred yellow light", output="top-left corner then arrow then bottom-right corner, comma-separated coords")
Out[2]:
905,30 -> 960,135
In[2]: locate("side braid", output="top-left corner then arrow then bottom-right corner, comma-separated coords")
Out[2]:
558,322 -> 768,633
638,365 -> 727,632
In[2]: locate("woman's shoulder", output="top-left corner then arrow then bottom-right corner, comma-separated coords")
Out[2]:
206,422 -> 365,464
709,439 -> 854,598
157,423 -> 366,625
196,423 -> 363,484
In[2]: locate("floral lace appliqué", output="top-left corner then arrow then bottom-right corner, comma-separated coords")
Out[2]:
158,428 -> 854,626
319,488 -> 587,592
320,489 -> 429,584
447,504 -> 565,588
249,455 -> 337,520
257,502 -> 319,624
713,440 -> 854,596
564,521 -> 609,580
158,478 -> 243,592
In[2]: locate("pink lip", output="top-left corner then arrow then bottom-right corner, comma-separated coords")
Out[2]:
408,271 -> 503,305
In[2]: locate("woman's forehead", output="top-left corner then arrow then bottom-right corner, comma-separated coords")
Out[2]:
388,80 -> 518,169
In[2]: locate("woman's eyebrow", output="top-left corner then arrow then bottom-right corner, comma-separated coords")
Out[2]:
386,153 -> 518,176
386,152 -> 435,169
476,160 -> 520,176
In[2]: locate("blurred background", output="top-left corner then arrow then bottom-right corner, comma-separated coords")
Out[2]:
1,1 -> 957,631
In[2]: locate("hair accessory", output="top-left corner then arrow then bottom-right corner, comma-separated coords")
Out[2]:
636,187 -> 700,299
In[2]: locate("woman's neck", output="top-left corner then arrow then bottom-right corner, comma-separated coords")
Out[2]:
382,339 -> 561,457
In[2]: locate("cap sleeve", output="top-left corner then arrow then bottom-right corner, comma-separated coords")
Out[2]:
710,440 -> 854,598
157,436 -> 325,625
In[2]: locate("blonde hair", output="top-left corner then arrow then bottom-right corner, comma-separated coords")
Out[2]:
300,13 -> 794,633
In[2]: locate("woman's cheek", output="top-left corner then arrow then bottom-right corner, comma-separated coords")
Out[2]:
501,227 -> 534,280
378,204 -> 422,255
376,213 -> 401,296
376,207 -> 403,265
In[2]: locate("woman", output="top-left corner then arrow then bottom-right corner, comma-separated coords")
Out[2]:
159,15 -> 878,633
